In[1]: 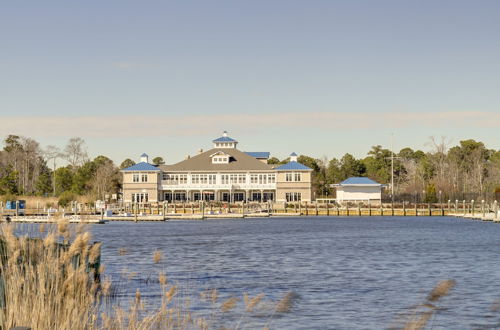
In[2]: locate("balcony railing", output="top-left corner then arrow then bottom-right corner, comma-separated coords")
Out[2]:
161,182 -> 276,190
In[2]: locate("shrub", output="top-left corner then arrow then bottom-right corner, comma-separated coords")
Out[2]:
58,191 -> 77,207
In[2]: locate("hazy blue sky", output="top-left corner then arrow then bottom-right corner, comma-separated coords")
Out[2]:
1,0 -> 499,164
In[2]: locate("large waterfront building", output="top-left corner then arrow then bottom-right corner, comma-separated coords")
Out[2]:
121,132 -> 313,203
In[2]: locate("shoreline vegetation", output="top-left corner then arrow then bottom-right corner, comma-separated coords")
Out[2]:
0,135 -> 499,205
0,221 -> 301,330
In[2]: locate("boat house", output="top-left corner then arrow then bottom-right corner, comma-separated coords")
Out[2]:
331,177 -> 386,204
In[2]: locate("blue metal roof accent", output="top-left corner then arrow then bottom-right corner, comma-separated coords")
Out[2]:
290,152 -> 297,156
245,152 -> 270,159
122,162 -> 159,171
213,136 -> 237,143
340,177 -> 381,185
274,161 -> 312,171
141,153 -> 148,157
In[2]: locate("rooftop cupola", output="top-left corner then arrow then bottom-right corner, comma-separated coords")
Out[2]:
140,153 -> 149,163
212,131 -> 238,149
290,152 -> 298,162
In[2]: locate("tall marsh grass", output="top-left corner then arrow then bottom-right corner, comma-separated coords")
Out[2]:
0,223 -> 295,329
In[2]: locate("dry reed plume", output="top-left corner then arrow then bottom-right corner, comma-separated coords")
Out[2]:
275,292 -> 296,313
153,249 -> 163,263
400,279 -> 456,330
0,223 -> 292,329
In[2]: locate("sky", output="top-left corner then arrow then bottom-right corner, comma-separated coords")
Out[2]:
1,0 -> 499,165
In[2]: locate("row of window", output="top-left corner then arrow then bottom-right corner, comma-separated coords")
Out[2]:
192,174 -> 217,184
133,174 -> 148,183
215,142 -> 235,148
132,193 -> 149,203
162,173 -> 276,185
286,192 -> 302,202
212,156 -> 229,163
285,173 -> 302,182
162,192 -> 274,202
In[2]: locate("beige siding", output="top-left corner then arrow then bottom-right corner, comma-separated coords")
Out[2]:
276,171 -> 313,202
122,172 -> 160,202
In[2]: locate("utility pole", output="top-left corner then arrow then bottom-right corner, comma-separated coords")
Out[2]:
391,133 -> 394,204
385,133 -> 401,205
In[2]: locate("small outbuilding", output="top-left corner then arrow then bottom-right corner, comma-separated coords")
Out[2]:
331,177 -> 386,205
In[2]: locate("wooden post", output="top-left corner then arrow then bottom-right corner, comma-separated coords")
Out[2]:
200,201 -> 205,219
471,200 -> 475,216
368,202 -> 372,216
183,202 -> 186,214
358,202 -> 361,216
415,200 -> 418,217
315,202 -> 318,216
380,202 -> 383,216
162,202 -> 166,220
305,202 -> 309,216
428,202 -> 431,216
134,203 -> 138,222
337,205 -> 340,216
326,202 -> 330,216
462,200 -> 466,216
494,200 -> 498,220
294,203 -> 297,214
403,201 -> 406,216
391,202 -> 394,216
481,200 -> 485,218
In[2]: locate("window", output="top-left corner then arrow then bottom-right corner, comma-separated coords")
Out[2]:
212,156 -> 229,164
141,174 -> 148,182
132,193 -> 149,203
179,174 -> 187,184
268,174 -> 276,183
259,174 -> 267,184
221,174 -> 229,184
286,192 -> 301,202
250,174 -> 258,184
294,173 -> 301,182
208,174 -> 216,184
238,174 -> 246,184
133,174 -> 139,182
191,174 -> 200,184
285,172 -> 300,182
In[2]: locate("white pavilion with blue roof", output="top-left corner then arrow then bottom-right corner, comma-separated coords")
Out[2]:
331,177 -> 386,204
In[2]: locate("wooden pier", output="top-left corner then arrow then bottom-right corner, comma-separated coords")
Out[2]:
3,200 -> 499,222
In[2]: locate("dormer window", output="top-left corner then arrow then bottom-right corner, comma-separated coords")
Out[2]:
210,151 -> 230,164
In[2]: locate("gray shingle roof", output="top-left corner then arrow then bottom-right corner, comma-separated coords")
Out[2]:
160,148 -> 274,172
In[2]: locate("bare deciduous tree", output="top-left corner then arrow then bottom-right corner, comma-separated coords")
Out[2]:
64,137 -> 88,168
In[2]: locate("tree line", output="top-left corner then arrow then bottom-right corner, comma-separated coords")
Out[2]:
0,135 -> 499,203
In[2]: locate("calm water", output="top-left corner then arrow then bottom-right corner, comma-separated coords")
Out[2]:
87,217 -> 500,329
